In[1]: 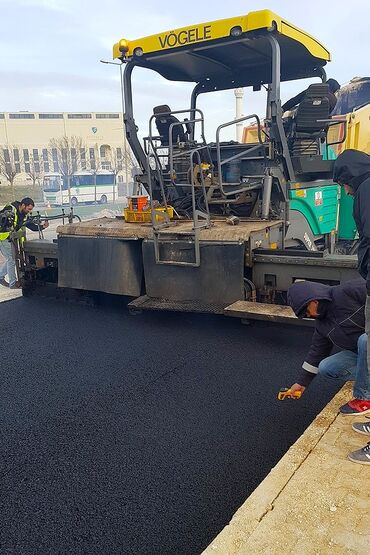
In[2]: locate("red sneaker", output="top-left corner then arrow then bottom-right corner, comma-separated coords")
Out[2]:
340,399 -> 370,415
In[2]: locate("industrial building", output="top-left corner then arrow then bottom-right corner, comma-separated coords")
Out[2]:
0,111 -> 131,187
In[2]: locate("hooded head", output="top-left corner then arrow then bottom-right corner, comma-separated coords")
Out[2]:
327,78 -> 340,94
333,149 -> 370,193
287,281 -> 332,319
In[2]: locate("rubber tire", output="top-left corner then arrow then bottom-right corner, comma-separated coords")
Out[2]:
100,195 -> 108,204
71,197 -> 78,206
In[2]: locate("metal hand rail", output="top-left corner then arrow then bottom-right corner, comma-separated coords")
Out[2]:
146,108 -> 213,267
215,114 -> 266,197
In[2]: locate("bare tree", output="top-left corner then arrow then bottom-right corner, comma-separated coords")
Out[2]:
0,145 -> 23,195
26,151 -> 43,190
106,147 -> 123,202
108,144 -> 136,198
122,143 -> 136,191
49,136 -> 84,206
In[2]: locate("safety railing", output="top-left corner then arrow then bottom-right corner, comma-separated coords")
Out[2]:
146,109 -> 212,266
215,114 -> 267,197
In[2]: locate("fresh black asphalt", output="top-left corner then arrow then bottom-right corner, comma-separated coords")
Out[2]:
0,297 -> 341,554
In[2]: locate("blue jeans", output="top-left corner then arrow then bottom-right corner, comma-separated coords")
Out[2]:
0,239 -> 17,287
319,334 -> 370,399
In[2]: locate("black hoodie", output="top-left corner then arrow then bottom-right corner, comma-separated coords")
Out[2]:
333,149 -> 370,288
287,279 -> 366,386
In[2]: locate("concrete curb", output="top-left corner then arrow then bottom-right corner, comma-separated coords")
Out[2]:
202,383 -> 352,554
0,288 -> 22,303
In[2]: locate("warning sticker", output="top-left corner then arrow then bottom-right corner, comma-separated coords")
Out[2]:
315,191 -> 323,206
295,189 -> 307,198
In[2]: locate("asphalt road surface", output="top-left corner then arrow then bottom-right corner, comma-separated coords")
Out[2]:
0,297 -> 341,554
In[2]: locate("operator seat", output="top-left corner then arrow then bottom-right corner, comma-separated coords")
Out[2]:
290,84 -> 331,156
153,105 -> 187,146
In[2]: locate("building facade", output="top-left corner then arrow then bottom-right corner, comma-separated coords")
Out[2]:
0,111 -> 131,188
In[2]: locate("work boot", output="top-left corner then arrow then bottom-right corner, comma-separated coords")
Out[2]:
352,421 -> 370,436
0,277 -> 9,287
348,442 -> 370,465
339,399 -> 370,415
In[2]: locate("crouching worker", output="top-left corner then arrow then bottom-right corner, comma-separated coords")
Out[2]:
287,279 -> 370,416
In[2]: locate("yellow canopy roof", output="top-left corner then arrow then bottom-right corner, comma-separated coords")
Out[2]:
113,10 -> 331,91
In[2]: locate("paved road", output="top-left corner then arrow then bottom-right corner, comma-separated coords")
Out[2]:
0,297 -> 341,554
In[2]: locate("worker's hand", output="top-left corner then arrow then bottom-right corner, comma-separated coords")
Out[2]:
289,383 -> 306,398
43,220 -> 49,229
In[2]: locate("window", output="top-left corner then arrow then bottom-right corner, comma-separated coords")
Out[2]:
23,149 -> 29,161
61,178 -> 69,191
3,149 -> 10,162
89,148 -> 95,159
96,113 -> 120,119
80,148 -> 86,169
9,113 -> 35,119
25,163 -> 30,173
73,175 -> 94,186
39,113 -> 63,119
44,162 -> 50,172
13,149 -> 20,162
33,149 -> 39,161
116,148 -> 122,159
0,114 -> 4,119
15,163 -> 21,173
101,161 -> 112,171
96,174 -> 114,185
42,149 -> 48,161
43,176 -> 61,192
71,148 -> 77,172
52,148 -> 58,161
67,113 -> 92,119
100,144 -> 111,158
53,162 -> 59,172
34,162 -> 40,173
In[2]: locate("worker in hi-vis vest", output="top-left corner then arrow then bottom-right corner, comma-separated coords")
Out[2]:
0,197 -> 49,288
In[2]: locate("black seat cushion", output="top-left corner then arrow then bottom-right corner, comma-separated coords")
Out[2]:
294,84 -> 330,133
153,105 -> 186,145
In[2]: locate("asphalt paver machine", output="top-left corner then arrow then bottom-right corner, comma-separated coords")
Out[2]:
22,10 -> 359,319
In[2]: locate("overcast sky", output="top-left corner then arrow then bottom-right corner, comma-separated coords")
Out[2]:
0,0 -> 369,140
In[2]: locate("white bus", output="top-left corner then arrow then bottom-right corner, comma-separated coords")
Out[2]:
43,172 -> 118,206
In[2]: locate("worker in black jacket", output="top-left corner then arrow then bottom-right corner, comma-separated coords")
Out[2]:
287,279 -> 370,416
333,150 -> 370,291
0,197 -> 49,288
333,149 -> 370,463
